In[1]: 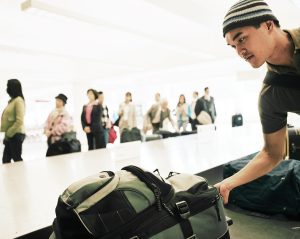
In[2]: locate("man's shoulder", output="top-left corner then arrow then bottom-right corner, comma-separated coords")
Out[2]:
285,27 -> 300,49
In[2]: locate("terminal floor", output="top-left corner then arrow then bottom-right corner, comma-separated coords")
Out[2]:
225,205 -> 300,239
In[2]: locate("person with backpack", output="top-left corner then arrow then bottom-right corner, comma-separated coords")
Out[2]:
1,79 -> 26,163
216,0 -> 300,204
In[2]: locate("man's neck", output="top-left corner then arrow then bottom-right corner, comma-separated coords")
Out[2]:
267,29 -> 295,66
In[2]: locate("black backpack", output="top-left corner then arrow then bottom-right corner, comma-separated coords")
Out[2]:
50,166 -> 230,239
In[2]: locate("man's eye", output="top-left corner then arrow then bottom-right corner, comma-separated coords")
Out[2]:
239,37 -> 245,43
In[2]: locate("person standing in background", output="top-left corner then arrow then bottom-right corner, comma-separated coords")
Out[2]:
118,92 -> 137,134
98,91 -> 111,146
200,87 -> 217,123
143,92 -> 161,133
189,91 -> 199,130
160,99 -> 177,132
44,94 -> 73,146
1,79 -> 26,163
81,89 -> 105,150
176,94 -> 189,132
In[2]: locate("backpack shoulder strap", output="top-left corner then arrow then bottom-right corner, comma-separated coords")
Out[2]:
264,71 -> 300,89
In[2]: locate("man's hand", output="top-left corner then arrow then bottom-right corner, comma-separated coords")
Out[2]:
215,180 -> 232,204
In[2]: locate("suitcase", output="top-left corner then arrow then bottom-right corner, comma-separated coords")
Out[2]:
121,127 -> 141,143
156,130 -> 180,139
143,134 -> 163,142
180,130 -> 198,136
231,114 -> 243,127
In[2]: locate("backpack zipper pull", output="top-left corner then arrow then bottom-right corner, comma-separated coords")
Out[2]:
162,202 -> 174,216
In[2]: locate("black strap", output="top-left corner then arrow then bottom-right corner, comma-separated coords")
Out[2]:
263,71 -> 300,89
122,165 -> 172,200
179,220 -> 196,239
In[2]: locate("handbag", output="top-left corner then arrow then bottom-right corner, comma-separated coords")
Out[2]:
61,131 -> 77,142
108,126 -> 117,144
197,111 -> 212,125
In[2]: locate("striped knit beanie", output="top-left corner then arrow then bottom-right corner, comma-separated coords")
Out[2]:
223,0 -> 279,37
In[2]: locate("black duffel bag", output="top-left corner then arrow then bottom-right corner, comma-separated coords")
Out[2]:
120,127 -> 141,143
46,132 -> 81,157
224,152 -> 300,218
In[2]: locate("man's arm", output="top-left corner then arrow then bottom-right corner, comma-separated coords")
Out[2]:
216,126 -> 287,204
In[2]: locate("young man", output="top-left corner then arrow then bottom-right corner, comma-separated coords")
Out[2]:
216,0 -> 300,203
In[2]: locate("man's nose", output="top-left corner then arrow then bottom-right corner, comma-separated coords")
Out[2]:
237,47 -> 246,57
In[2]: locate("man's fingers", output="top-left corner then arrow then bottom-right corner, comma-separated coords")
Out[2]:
214,182 -> 230,204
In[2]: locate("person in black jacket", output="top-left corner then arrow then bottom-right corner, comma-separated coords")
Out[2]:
194,87 -> 217,125
81,89 -> 105,150
200,87 -> 217,123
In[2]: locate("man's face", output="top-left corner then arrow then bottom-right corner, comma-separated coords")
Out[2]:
225,23 -> 273,68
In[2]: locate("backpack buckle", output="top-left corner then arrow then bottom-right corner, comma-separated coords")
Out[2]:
176,201 -> 190,219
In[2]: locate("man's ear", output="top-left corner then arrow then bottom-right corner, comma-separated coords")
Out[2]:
265,20 -> 273,31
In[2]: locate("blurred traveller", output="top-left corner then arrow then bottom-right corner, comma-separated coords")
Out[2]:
1,79 -> 26,163
44,94 -> 73,146
81,89 -> 105,150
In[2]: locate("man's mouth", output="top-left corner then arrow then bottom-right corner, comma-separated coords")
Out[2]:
244,55 -> 254,62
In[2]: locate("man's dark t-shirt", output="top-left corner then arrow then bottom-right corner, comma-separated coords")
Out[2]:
259,28 -> 300,134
